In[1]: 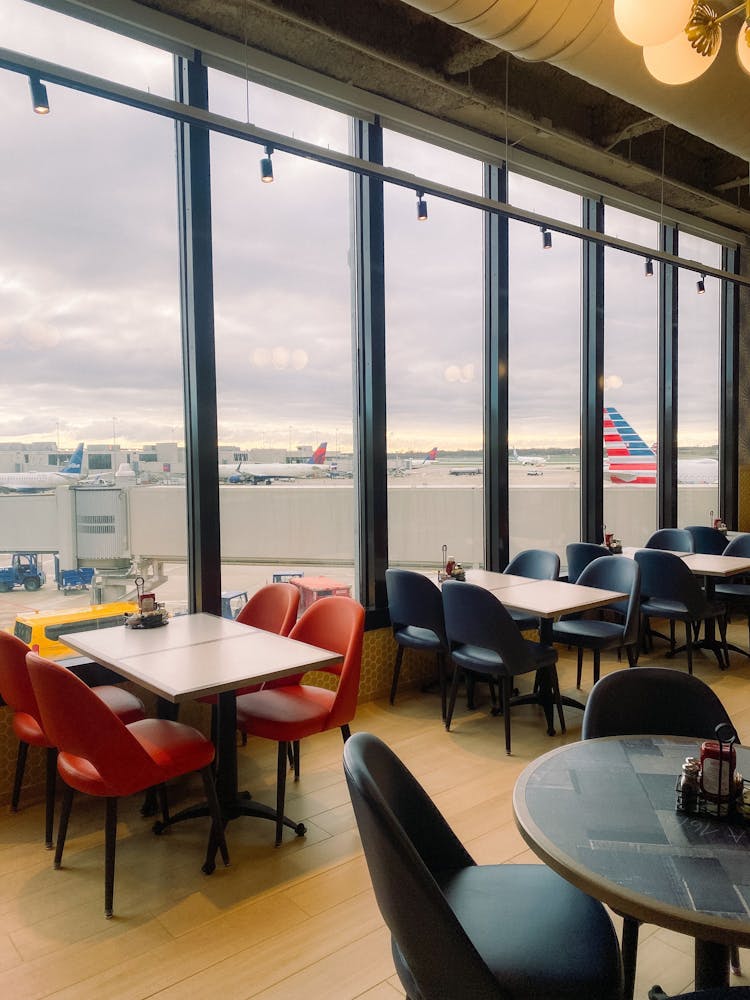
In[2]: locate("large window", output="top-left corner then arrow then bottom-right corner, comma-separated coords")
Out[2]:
603,208 -> 659,546
507,175 -> 581,563
0,9 -> 186,648
383,132 -> 484,572
209,70 -> 355,602
677,233 -> 721,526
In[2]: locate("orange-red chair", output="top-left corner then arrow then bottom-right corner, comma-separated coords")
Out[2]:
236,595 -> 365,845
26,652 -> 228,918
198,582 -> 300,740
0,631 -> 145,848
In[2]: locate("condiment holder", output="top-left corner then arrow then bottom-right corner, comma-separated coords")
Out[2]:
675,722 -> 744,820
125,575 -> 169,629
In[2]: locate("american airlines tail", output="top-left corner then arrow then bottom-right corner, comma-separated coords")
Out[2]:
603,407 -> 656,484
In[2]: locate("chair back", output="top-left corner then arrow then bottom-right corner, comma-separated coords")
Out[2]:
0,632 -> 40,719
566,542 -> 609,583
343,732 -> 504,999
442,580 -> 538,670
723,533 -> 750,558
236,582 -> 299,635
684,526 -> 728,555
385,568 -> 446,645
576,556 -> 641,647
644,528 -> 694,552
26,652 -> 159,794
582,666 -> 733,740
634,549 -> 704,617
288,596 -> 365,730
505,548 -> 560,580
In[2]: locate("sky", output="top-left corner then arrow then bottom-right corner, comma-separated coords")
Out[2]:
0,0 -> 724,454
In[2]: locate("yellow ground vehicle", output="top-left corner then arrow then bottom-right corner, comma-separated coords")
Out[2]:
12,601 -> 138,660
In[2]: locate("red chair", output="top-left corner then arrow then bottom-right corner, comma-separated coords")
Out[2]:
236,595 -> 365,845
0,631 -> 145,848
26,651 -> 228,918
198,582 -> 300,740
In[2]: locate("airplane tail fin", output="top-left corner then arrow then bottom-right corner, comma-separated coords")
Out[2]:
61,443 -> 84,476
604,407 -> 656,484
425,447 -> 438,462
309,442 -> 327,464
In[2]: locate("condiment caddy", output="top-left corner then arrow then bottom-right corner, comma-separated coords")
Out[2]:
124,575 -> 169,629
675,723 -> 748,819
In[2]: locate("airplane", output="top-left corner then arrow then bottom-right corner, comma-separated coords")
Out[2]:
0,443 -> 85,493
604,406 -> 719,485
219,442 -> 329,485
391,448 -> 439,475
512,448 -> 547,467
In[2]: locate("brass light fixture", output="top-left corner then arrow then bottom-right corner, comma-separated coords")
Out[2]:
615,1 -> 750,84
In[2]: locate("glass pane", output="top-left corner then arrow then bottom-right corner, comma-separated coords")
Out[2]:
209,83 -> 355,608
208,67 -> 350,154
0,29 -> 186,655
677,234 -> 721,528
384,132 -> 484,575
603,208 -> 659,548
5,0 -> 174,97
508,174 -> 581,566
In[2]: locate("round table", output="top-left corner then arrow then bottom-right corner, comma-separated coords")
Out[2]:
513,735 -> 750,990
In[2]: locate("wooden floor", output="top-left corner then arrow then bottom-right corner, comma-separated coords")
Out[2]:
3,624 -> 750,999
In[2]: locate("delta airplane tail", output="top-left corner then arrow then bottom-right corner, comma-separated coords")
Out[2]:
604,407 -> 656,484
424,447 -> 438,463
308,442 -> 327,465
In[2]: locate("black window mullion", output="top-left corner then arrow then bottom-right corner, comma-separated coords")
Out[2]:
581,198 -> 604,542
659,224 -> 678,527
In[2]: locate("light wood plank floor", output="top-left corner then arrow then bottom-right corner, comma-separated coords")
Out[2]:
4,623 -> 750,1000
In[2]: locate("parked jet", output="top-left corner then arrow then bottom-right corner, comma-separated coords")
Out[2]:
219,442 -> 329,485
392,448 -> 439,474
604,406 -> 718,485
512,448 -> 547,467
0,444 -> 85,494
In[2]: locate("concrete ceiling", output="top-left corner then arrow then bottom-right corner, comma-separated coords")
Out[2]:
121,0 -> 750,236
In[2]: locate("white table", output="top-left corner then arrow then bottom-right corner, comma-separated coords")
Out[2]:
64,613 -> 342,869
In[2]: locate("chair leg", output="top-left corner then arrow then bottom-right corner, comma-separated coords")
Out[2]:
44,746 -> 57,850
11,740 -> 29,813
626,643 -> 638,668
621,915 -> 640,1000
437,652 -> 447,721
340,724 -> 351,742
275,742 -> 288,846
550,665 -> 566,735
389,646 -> 404,705
669,620 -> 676,655
292,740 -> 301,780
593,649 -> 601,685
54,783 -> 74,870
685,622 -> 693,675
501,676 -> 512,755
445,663 -> 461,731
576,647 -> 584,689
156,784 -> 170,825
104,797 -> 118,918
718,615 -> 730,670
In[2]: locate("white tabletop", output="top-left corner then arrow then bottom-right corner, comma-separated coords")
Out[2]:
463,569 -> 537,591
496,578 -> 627,619
64,612 -> 342,703
621,547 -> 750,579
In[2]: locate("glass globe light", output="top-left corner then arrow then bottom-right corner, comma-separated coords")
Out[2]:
644,28 -> 719,85
614,0 -> 693,47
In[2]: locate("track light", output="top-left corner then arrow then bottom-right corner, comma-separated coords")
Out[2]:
697,273 -> 706,295
645,258 -> 654,277
541,226 -> 552,250
416,190 -> 428,221
260,146 -> 274,183
29,75 -> 49,115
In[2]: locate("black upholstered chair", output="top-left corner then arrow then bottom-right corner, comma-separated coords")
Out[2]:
685,525 -> 730,555
565,541 -> 609,583
634,549 -> 729,672
713,533 -> 750,657
442,580 -> 564,753
582,667 -> 736,1000
343,731 -> 624,1000
552,555 -> 640,688
504,548 -> 560,632
644,527 -> 694,552
385,568 -> 448,717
